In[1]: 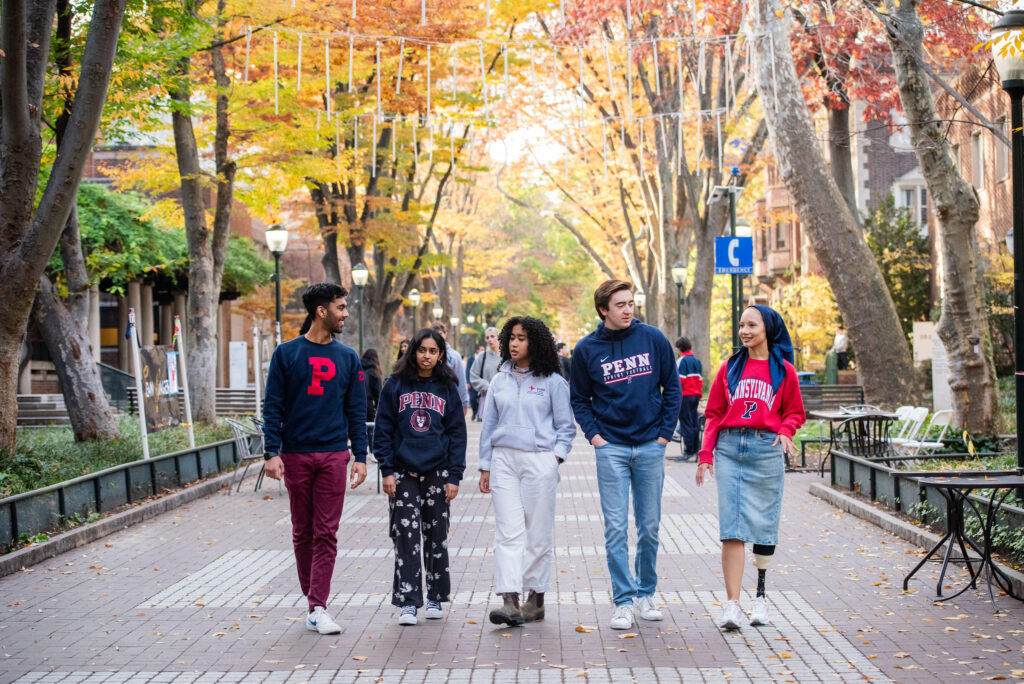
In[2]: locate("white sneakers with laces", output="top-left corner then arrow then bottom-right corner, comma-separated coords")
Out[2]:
749,596 -> 770,626
425,601 -> 444,619
609,604 -> 635,630
635,596 -> 664,621
719,600 -> 743,630
305,606 -> 341,634
398,605 -> 418,626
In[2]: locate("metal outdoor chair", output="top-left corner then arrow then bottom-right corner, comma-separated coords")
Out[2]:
821,414 -> 895,475
227,417 -> 270,493
890,406 -> 929,454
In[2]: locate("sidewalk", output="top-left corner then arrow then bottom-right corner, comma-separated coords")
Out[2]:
1,423 -> 1022,683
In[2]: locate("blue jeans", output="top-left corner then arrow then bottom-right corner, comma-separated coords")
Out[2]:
594,440 -> 667,606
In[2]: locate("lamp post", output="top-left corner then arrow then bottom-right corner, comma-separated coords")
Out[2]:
992,9 -> 1024,473
634,291 -> 646,320
409,288 -> 421,330
671,262 -> 685,338
432,303 -> 444,321
351,262 -> 369,355
265,224 -> 289,345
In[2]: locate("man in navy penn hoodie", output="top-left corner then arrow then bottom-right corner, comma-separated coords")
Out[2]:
262,283 -> 367,635
570,279 -> 681,631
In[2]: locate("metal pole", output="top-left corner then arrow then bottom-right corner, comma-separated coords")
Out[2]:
675,283 -> 682,338
273,252 -> 282,344
1010,86 -> 1024,473
730,188 -> 739,352
358,286 -> 364,355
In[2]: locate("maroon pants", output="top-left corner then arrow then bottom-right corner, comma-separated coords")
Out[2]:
281,450 -> 350,611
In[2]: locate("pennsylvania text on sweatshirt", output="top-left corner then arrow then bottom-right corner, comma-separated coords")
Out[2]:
478,361 -> 577,471
677,351 -> 703,396
262,336 -> 368,461
698,358 -> 806,465
570,319 -> 682,445
372,374 -> 468,485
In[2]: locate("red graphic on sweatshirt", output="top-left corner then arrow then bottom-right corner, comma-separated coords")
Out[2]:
308,357 -> 337,395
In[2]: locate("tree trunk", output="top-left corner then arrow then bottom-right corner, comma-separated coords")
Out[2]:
750,0 -> 918,406
0,0 -> 125,452
883,0 -> 1000,433
828,105 -> 860,225
34,276 -> 120,440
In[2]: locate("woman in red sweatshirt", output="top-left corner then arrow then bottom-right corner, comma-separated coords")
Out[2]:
696,305 -> 805,631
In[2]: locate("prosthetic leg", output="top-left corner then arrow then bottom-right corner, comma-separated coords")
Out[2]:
750,544 -> 775,626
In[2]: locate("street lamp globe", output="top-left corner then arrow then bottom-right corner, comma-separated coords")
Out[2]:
265,224 -> 289,255
351,262 -> 369,287
991,10 -> 1024,86
409,289 -> 421,307
432,304 -> 444,320
449,315 -> 459,328
467,314 -> 476,324
634,291 -> 647,309
671,262 -> 686,286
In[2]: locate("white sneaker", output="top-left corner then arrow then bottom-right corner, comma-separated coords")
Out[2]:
636,596 -> 664,621
425,601 -> 444,619
306,606 -> 341,634
719,600 -> 743,630
398,605 -> 418,626
749,596 -> 770,626
609,604 -> 635,630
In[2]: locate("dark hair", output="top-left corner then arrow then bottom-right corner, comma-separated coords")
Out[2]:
498,316 -> 561,378
299,283 -> 349,334
674,336 -> 692,353
593,279 -> 632,320
396,337 -> 410,361
555,342 -> 567,353
391,328 -> 459,386
361,348 -> 382,378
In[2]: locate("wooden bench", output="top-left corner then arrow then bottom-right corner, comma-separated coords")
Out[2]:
799,385 -> 865,413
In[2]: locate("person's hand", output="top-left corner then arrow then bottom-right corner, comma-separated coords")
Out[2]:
382,474 -> 396,497
591,435 -> 609,447
696,462 -> 713,486
264,455 -> 284,480
350,461 -> 367,489
445,483 -> 459,502
478,471 -> 491,494
656,437 -> 669,445
773,433 -> 796,459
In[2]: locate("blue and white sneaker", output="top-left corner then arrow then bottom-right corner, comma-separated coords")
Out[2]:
425,601 -> 444,619
399,605 -> 418,625
306,606 -> 341,634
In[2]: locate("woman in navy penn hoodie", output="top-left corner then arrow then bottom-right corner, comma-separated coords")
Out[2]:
373,328 -> 467,626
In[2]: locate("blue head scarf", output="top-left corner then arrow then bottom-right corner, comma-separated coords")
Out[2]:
726,304 -> 794,395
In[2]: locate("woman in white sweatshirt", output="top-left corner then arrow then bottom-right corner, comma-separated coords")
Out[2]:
479,316 -> 577,626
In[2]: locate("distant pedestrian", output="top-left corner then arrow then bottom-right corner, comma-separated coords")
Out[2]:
362,349 -> 383,458
469,327 -> 501,420
556,342 -> 572,381
373,328 -> 467,626
697,305 -> 805,630
570,279 -> 681,631
674,337 -> 703,461
262,283 -> 368,635
466,344 -> 485,421
831,326 -> 849,370
431,321 -> 470,414
396,338 -> 410,362
479,316 -> 576,627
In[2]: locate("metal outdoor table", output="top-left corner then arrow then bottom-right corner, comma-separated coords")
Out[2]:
805,410 -> 897,474
903,473 -> 1024,607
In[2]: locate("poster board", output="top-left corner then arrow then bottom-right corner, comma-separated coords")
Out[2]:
138,345 -> 181,432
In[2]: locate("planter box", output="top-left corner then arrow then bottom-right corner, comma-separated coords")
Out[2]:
0,439 -> 236,547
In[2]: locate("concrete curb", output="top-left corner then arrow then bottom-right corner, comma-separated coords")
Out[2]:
809,481 -> 1024,599
0,470 -> 243,578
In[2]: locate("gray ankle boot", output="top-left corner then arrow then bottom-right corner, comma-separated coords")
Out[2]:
488,592 -> 524,626
520,590 -> 545,622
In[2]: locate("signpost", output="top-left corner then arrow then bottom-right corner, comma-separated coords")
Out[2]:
715,235 -> 754,351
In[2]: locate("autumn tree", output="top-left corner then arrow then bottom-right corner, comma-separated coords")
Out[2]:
0,0 -> 127,452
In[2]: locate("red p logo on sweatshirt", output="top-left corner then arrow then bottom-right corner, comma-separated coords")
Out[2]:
308,357 -> 336,395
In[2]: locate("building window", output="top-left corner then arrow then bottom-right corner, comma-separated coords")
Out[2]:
760,226 -> 767,257
971,131 -> 984,189
899,185 -> 929,235
775,220 -> 788,250
919,187 -> 928,234
996,117 -> 1009,182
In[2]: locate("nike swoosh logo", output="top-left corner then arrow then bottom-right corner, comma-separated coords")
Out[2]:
600,356 -> 609,363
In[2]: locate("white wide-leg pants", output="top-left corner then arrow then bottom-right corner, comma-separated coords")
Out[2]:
490,446 -> 560,594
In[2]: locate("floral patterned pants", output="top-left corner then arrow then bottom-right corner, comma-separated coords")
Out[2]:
389,468 -> 451,608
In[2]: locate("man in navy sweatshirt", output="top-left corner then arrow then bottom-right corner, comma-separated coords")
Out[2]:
262,283 -> 368,635
570,279 -> 681,631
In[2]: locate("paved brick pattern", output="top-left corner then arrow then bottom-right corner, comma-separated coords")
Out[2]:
1,423 -> 1023,683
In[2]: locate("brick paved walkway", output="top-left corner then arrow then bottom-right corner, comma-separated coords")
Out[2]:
2,424 -> 1022,683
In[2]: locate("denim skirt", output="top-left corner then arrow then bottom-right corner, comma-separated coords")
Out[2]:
713,428 -> 785,545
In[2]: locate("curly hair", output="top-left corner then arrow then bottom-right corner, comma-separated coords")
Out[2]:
498,316 -> 561,378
